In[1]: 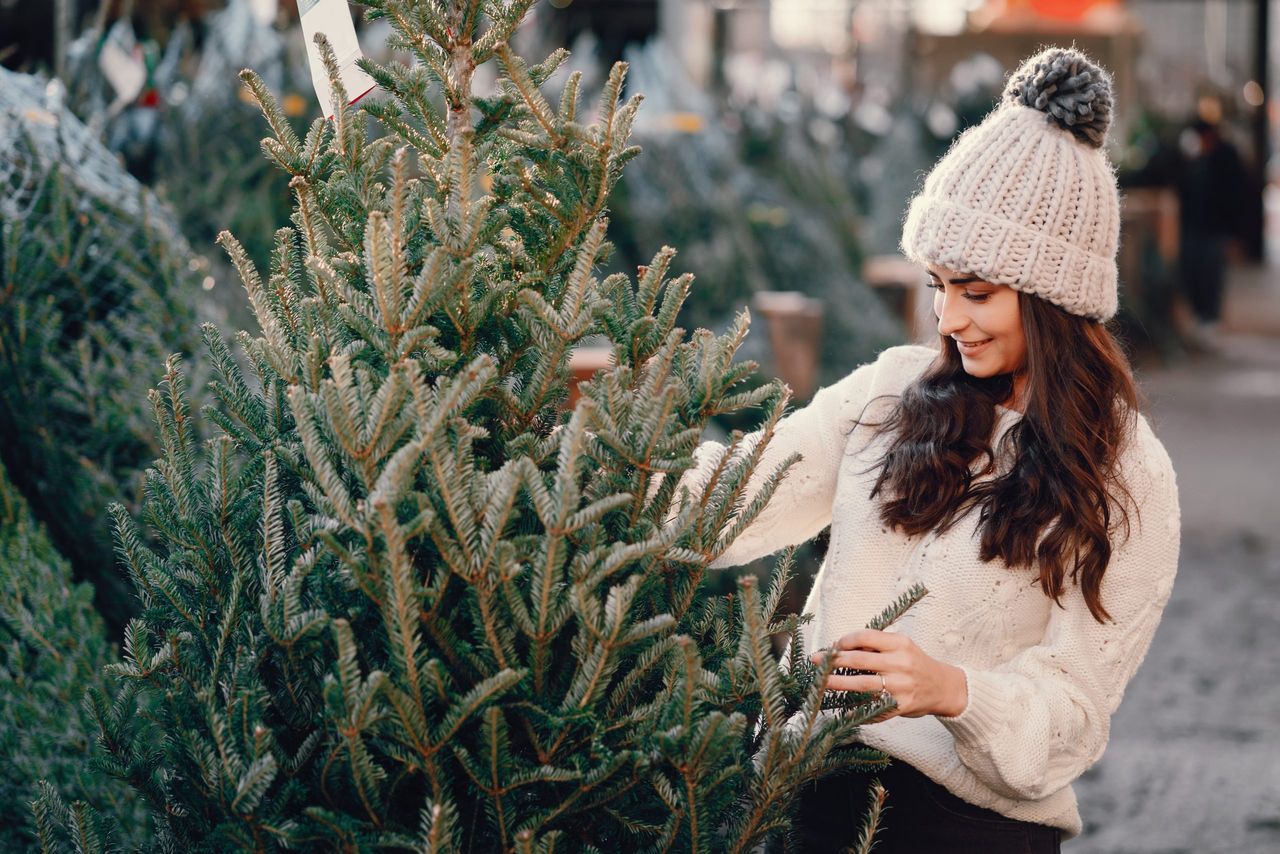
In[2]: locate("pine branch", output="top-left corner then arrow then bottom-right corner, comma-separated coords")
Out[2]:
865,583 -> 929,632
239,69 -> 303,172
848,779 -> 889,854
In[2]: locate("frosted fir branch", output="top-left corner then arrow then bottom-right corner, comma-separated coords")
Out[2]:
557,70 -> 583,126
494,43 -> 563,147
238,68 -> 302,169
865,582 -> 928,632
851,779 -> 888,854
819,686 -> 898,727
472,0 -> 539,63
760,547 -> 797,628
415,798 -> 462,853
736,576 -> 785,732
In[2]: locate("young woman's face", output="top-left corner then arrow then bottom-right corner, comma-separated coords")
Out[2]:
928,264 -> 1028,390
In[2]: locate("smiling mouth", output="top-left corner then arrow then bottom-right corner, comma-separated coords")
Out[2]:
957,339 -> 993,350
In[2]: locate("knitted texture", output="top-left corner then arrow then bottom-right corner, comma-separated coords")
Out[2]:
901,47 -> 1121,321
673,345 -> 1180,838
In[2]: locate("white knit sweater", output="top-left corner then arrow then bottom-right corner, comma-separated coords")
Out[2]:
678,344 -> 1180,838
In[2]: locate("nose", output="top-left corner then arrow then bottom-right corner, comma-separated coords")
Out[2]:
935,288 -> 970,337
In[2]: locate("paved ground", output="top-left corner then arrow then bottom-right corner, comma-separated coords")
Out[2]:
1067,267 -> 1280,853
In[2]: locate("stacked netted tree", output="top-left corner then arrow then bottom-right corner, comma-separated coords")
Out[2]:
0,68 -> 202,632
40,2 -> 920,850
0,460 -> 144,850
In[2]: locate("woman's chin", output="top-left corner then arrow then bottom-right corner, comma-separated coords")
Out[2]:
957,348 -> 1011,376
959,359 -> 998,378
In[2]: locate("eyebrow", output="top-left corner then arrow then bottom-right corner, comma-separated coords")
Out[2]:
928,273 -> 985,285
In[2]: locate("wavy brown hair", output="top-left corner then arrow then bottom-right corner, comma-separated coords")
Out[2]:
865,292 -> 1141,623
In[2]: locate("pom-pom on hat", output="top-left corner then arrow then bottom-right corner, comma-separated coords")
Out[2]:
901,47 -> 1121,321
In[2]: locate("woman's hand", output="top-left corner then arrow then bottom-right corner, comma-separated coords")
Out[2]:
809,629 -> 969,722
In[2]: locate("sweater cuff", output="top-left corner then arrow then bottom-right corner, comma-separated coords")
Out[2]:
937,667 -> 1008,747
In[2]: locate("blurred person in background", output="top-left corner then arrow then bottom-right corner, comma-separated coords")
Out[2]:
1177,115 -> 1247,349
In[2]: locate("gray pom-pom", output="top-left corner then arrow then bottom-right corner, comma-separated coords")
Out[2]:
1003,47 -> 1113,148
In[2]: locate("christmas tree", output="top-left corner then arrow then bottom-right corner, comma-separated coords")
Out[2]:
0,460 -> 143,850
38,2 -> 918,849
0,67 -> 202,633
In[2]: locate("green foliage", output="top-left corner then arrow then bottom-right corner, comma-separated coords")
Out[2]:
848,779 -> 889,854
606,49 -> 901,388
0,75 -> 201,631
155,94 -> 301,305
50,2 -> 910,850
611,130 -> 901,388
0,460 -> 144,850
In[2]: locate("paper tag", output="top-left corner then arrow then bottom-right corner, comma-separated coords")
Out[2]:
249,0 -> 279,26
299,0 -> 376,116
98,26 -> 146,103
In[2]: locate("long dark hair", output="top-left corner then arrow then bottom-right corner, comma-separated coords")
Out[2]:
866,292 -> 1141,623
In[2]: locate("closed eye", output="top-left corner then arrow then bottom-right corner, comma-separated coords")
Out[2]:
926,281 -> 991,302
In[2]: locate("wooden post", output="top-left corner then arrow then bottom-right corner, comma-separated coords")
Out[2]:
565,347 -> 614,410
752,291 -> 823,401
863,254 -> 928,342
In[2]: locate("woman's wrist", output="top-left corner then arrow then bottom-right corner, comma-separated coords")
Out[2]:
935,663 -> 969,718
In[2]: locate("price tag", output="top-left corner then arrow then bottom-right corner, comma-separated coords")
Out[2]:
98,23 -> 146,105
249,0 -> 278,26
299,0 -> 376,116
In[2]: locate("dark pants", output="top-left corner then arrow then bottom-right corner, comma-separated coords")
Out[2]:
794,754 -> 1062,853
1180,231 -> 1228,323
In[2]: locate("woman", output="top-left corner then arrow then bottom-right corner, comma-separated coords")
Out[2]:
677,49 -> 1181,851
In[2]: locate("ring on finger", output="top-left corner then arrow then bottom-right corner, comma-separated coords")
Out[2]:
878,672 -> 893,704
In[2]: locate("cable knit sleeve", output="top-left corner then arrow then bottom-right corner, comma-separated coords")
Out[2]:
936,425 -> 1181,801
669,358 -> 879,570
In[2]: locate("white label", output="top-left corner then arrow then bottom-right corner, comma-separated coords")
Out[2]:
249,0 -> 279,26
299,0 -> 376,116
98,30 -> 146,103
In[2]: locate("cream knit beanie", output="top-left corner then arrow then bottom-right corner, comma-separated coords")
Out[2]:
901,47 -> 1121,321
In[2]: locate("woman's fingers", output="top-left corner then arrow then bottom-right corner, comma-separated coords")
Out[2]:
824,672 -> 891,694
809,648 -> 885,671
811,630 -> 962,720
834,628 -> 903,651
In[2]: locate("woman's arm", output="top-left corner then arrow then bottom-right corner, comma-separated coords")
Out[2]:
935,430 -> 1181,801
663,359 -> 878,569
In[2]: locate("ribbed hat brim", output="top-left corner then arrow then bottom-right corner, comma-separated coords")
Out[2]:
899,104 -> 1121,322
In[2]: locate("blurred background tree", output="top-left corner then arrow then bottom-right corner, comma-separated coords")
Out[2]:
0,68 -> 202,634
0,458 -> 145,850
